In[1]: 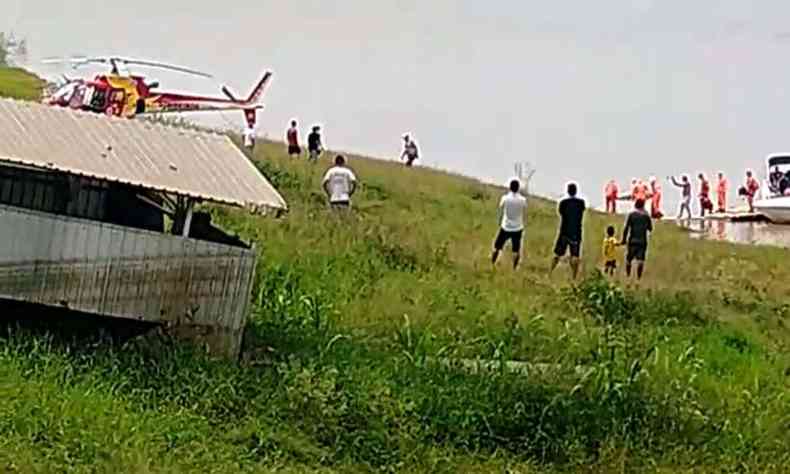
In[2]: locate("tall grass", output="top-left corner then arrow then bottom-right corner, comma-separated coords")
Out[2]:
0,74 -> 789,472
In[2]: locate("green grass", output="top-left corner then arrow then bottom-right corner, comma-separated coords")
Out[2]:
0,67 -> 44,101
1,72 -> 790,472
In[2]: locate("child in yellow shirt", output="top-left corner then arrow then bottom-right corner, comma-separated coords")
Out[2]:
602,225 -> 619,276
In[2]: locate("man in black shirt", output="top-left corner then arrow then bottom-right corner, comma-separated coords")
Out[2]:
621,198 -> 653,281
550,182 -> 586,279
308,125 -> 323,162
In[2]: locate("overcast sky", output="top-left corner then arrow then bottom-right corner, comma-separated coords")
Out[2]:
6,0 -> 790,209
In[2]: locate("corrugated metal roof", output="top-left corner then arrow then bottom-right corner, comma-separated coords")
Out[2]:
0,98 -> 287,211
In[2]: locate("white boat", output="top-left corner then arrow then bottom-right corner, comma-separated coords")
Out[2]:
753,154 -> 790,224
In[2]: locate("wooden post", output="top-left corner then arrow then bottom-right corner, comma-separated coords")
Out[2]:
182,200 -> 194,237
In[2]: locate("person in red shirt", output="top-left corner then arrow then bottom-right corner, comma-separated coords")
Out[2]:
698,173 -> 713,217
716,172 -> 728,213
604,180 -> 619,214
286,120 -> 301,157
744,170 -> 760,213
649,176 -> 663,219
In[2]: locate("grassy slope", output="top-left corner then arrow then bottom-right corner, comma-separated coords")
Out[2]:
1,70 -> 790,472
0,67 -> 44,101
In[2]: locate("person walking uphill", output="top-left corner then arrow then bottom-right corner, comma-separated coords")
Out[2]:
322,155 -> 357,210
670,174 -> 692,220
550,182 -> 586,280
401,134 -> 419,167
621,199 -> 653,282
491,179 -> 527,270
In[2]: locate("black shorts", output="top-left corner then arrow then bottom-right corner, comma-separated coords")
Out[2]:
288,144 -> 301,155
626,243 -> 648,262
554,236 -> 581,258
494,229 -> 523,253
604,260 -> 617,270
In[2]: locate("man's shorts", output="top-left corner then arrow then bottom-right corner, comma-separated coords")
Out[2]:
554,235 -> 581,258
330,200 -> 351,211
626,243 -> 648,262
494,228 -> 523,253
604,260 -> 617,271
405,157 -> 417,167
288,144 -> 301,156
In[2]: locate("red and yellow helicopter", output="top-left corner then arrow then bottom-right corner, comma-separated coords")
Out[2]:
42,56 -> 272,127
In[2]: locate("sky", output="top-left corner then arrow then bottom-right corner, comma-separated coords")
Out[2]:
6,0 -> 790,210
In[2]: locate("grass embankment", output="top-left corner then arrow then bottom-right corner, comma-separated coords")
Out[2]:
1,71 -> 790,472
0,67 -> 44,101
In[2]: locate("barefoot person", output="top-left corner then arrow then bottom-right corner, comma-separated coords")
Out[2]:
550,182 -> 586,279
491,179 -> 527,270
322,155 -> 357,210
621,199 -> 653,282
745,169 -> 760,213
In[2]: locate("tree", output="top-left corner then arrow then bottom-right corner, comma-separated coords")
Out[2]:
0,33 -> 8,66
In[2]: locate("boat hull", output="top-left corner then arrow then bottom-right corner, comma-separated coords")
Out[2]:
753,197 -> 790,224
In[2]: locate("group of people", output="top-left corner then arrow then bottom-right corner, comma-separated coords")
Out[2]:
493,181 -> 654,281
604,169 -> 763,220
283,120 -> 421,168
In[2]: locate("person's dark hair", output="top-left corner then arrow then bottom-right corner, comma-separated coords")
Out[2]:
509,179 -> 520,193
335,154 -> 345,166
635,198 -> 646,210
291,120 -> 297,127
606,225 -> 615,237
567,182 -> 577,196
313,125 -> 320,132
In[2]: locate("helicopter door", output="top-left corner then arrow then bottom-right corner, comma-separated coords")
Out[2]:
107,89 -> 126,117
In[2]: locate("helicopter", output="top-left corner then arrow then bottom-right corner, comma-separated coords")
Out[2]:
41,56 -> 272,127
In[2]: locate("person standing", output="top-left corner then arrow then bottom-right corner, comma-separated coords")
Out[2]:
621,199 -> 653,282
744,170 -> 760,213
322,155 -> 357,210
550,182 -> 586,280
716,172 -> 728,213
602,225 -> 619,276
401,134 -> 419,167
286,120 -> 301,157
633,179 -> 649,203
698,173 -> 713,217
491,179 -> 527,270
648,176 -> 663,219
604,180 -> 619,214
670,174 -> 692,220
308,125 -> 323,162
242,124 -> 256,152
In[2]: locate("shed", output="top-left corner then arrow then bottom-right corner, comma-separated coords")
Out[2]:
0,98 -> 287,357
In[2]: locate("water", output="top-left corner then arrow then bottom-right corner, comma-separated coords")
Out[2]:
683,219 -> 790,249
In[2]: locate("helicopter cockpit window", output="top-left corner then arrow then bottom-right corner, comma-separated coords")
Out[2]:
53,83 -> 78,103
90,88 -> 108,110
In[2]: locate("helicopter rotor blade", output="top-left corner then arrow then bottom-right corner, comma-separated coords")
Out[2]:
111,57 -> 213,78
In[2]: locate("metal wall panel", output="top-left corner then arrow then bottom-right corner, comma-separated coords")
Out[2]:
0,204 -> 255,332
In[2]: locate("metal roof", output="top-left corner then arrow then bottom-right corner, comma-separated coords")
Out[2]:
0,98 -> 287,211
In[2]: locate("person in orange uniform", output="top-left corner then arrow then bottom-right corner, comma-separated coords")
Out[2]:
698,173 -> 713,217
630,178 -> 638,200
716,172 -> 728,213
604,180 -> 619,214
633,179 -> 649,203
744,170 -> 760,213
648,176 -> 663,219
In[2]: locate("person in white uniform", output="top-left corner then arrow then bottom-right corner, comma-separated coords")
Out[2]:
492,179 -> 527,269
322,155 -> 357,210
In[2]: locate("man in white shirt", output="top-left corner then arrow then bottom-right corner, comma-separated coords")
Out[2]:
243,125 -> 256,152
322,155 -> 357,210
492,179 -> 527,269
